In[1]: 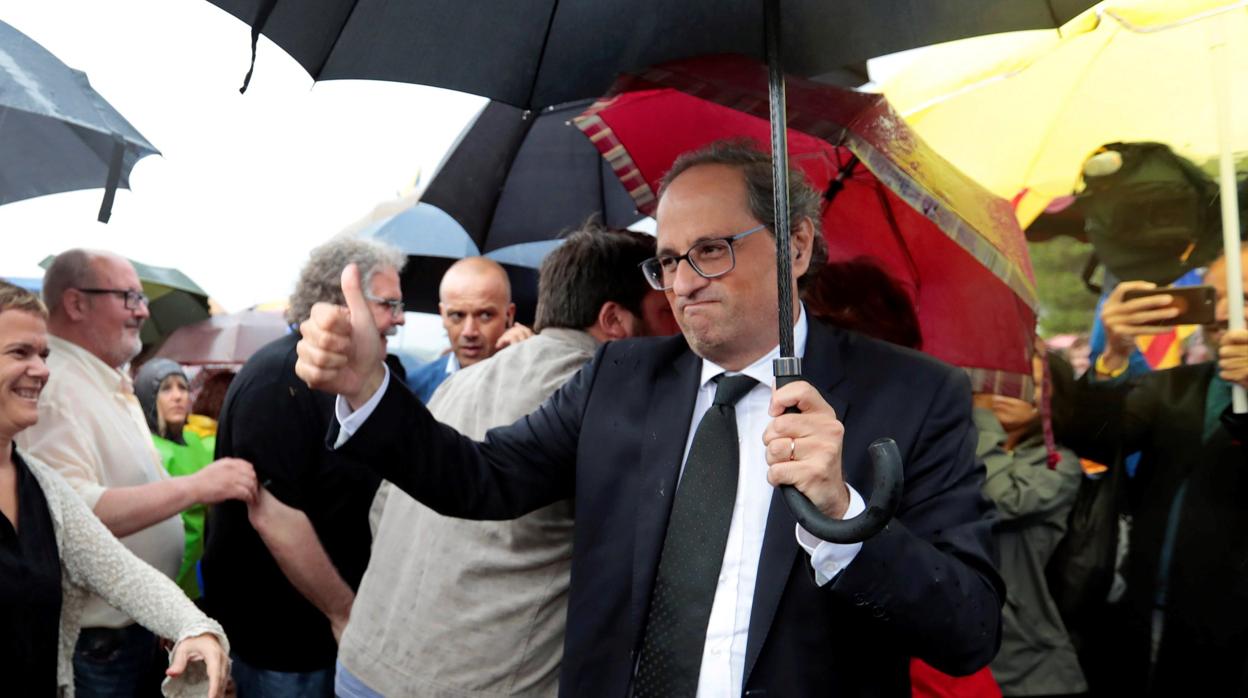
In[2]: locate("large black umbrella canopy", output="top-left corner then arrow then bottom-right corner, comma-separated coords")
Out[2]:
209,0 -> 1097,541
420,98 -> 642,254
0,20 -> 159,222
212,0 -> 1094,110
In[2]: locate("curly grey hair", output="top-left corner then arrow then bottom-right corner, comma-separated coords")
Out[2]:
658,139 -> 828,288
286,235 -> 408,325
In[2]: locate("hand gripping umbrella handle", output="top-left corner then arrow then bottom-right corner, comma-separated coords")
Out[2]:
776,372 -> 905,544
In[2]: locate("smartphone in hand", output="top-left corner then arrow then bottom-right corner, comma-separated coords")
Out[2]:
1121,285 -> 1217,326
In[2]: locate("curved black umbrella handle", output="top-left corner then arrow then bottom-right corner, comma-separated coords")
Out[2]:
775,373 -> 905,544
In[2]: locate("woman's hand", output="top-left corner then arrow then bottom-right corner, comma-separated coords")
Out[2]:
167,632 -> 229,698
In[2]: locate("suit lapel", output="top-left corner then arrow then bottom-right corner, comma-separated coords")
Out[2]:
629,346 -> 703,645
744,320 -> 850,682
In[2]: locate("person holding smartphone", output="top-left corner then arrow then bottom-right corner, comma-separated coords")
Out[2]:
1054,251 -> 1248,696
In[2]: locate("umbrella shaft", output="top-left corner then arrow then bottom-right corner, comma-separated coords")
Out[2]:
1211,21 -> 1247,413
765,0 -> 795,360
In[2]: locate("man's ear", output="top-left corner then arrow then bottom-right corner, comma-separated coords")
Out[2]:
506,303 -> 517,328
63,289 -> 88,322
593,301 -> 633,341
791,216 -> 816,279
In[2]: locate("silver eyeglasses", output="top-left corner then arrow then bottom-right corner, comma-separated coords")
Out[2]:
639,224 -> 766,291
365,294 -> 405,318
76,288 -> 149,310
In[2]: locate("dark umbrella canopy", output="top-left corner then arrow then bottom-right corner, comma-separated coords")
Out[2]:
0,20 -> 159,222
419,99 -> 641,254
209,0 -> 1096,110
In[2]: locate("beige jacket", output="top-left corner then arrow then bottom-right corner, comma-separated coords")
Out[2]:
340,328 -> 599,698
22,449 -> 228,698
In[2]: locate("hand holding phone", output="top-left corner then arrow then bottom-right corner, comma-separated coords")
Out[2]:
1120,285 -> 1216,326
1101,282 -> 1215,365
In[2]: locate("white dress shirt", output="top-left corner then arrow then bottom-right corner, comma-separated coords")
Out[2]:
683,308 -> 863,697
337,308 -> 865,696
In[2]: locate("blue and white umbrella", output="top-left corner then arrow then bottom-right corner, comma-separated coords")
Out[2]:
360,202 -> 565,324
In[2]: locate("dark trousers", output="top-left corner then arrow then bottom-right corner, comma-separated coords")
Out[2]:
73,624 -> 164,698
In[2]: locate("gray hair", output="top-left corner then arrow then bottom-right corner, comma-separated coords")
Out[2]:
42,249 -> 101,316
658,139 -> 828,287
286,235 -> 407,325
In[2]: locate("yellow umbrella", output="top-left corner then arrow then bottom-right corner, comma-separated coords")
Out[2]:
883,0 -> 1248,225
884,0 -> 1248,410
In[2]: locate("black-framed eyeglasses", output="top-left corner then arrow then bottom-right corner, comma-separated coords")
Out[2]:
76,288 -> 149,310
639,224 -> 766,291
365,294 -> 405,318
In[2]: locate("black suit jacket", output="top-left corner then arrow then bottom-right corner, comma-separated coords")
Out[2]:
338,320 -> 1003,697
1055,362 -> 1248,695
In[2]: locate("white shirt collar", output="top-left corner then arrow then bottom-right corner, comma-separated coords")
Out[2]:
47,334 -> 133,395
697,305 -> 809,389
445,351 -> 460,375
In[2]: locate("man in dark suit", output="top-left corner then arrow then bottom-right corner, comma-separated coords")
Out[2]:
297,141 -> 1003,697
1054,251 -> 1248,696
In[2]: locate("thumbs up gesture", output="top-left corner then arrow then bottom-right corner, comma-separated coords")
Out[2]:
295,263 -> 387,408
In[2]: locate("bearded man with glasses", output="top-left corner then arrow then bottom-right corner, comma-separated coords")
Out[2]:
18,249 -> 257,697
202,235 -> 407,697
297,141 -> 1002,697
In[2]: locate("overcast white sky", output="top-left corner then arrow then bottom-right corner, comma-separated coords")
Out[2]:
0,0 -> 486,312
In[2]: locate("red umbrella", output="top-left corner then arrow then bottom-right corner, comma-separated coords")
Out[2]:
154,309 -> 290,366
575,55 -> 1039,398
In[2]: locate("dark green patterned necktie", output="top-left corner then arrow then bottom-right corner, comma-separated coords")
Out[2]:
633,373 -> 757,697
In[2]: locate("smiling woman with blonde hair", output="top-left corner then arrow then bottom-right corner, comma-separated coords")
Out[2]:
0,280 -> 229,697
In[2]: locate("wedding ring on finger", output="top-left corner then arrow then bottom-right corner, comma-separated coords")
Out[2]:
789,438 -> 797,461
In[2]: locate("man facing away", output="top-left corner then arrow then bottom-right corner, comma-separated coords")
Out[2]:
201,236 -> 406,697
17,249 -> 256,697
335,226 -> 679,698
406,256 -> 533,401
299,141 -> 1003,697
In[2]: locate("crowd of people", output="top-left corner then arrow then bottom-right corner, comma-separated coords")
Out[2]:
4,139 -> 1248,698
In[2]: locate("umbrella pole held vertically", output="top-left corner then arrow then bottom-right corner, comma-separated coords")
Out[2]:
764,0 -> 904,543
1211,18 -> 1247,413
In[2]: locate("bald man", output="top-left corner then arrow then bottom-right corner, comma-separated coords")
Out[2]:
407,257 -> 532,401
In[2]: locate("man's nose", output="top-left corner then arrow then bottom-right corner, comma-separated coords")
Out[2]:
670,258 -> 709,297
462,316 -> 479,336
134,300 -> 151,320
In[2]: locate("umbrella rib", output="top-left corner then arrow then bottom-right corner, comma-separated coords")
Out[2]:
312,0 -> 364,79
523,0 -> 563,110
1017,26 -> 1117,199
872,180 -> 922,294
1043,0 -> 1061,30
1104,2 -> 1248,34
